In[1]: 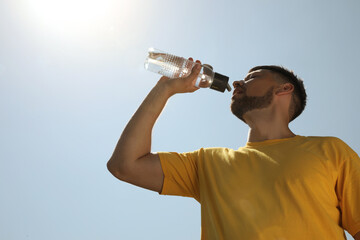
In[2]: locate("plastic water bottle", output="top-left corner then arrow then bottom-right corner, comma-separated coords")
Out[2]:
144,48 -> 231,92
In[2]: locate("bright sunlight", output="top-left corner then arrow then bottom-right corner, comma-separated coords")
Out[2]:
26,0 -> 114,38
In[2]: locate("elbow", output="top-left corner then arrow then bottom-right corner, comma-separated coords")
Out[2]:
107,159 -> 115,174
107,158 -> 127,180
354,232 -> 360,240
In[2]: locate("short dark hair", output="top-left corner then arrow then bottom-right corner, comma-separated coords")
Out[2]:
248,65 -> 307,121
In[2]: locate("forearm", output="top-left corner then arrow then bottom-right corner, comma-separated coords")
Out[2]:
108,81 -> 172,169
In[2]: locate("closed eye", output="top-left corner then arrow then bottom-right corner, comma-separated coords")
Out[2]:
245,75 -> 258,82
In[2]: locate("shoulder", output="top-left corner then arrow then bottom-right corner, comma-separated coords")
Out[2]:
158,147 -> 235,160
200,147 -> 236,155
299,135 -> 358,158
300,135 -> 341,142
299,135 -> 349,147
188,147 -> 238,162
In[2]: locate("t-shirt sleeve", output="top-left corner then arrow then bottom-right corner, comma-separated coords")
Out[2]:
335,141 -> 360,236
157,151 -> 200,202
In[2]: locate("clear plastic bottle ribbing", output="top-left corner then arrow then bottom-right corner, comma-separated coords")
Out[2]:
144,48 -> 231,92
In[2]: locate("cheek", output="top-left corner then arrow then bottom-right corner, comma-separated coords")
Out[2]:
246,85 -> 268,96
245,81 -> 275,97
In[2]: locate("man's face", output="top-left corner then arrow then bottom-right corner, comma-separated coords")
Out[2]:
230,69 -> 277,122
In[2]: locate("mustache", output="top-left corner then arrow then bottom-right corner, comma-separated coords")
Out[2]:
234,86 -> 246,94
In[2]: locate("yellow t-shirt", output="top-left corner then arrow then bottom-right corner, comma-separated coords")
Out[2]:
158,135 -> 360,240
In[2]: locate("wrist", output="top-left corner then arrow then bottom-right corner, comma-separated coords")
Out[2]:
155,77 -> 176,98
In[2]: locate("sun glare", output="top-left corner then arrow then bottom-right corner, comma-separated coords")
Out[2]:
23,0 -> 146,53
27,0 -> 113,36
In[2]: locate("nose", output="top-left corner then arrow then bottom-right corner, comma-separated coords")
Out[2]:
233,80 -> 245,88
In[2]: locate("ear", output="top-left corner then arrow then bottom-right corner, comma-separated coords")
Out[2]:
275,83 -> 294,96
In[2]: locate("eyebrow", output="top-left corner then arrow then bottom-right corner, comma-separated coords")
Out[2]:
244,72 -> 262,81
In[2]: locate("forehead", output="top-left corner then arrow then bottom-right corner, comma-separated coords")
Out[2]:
245,69 -> 273,79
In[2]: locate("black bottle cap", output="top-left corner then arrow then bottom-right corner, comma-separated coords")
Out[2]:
210,72 -> 230,92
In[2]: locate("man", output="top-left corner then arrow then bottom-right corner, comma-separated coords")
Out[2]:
107,58 -> 360,240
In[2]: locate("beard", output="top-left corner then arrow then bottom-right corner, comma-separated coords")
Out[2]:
231,87 -> 274,122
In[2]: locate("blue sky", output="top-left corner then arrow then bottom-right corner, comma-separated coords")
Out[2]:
1,0 -> 359,239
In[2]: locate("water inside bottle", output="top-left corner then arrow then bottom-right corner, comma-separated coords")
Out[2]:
145,51 -> 194,79
145,49 -> 228,91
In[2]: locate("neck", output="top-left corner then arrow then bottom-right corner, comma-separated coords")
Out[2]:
244,109 -> 295,142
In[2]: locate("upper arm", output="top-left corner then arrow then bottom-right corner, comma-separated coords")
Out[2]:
107,153 -> 164,193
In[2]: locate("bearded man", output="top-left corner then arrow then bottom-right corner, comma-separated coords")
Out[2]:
107,59 -> 360,240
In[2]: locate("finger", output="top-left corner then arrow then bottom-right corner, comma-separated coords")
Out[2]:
190,63 -> 202,76
194,60 -> 202,71
190,60 -> 202,75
